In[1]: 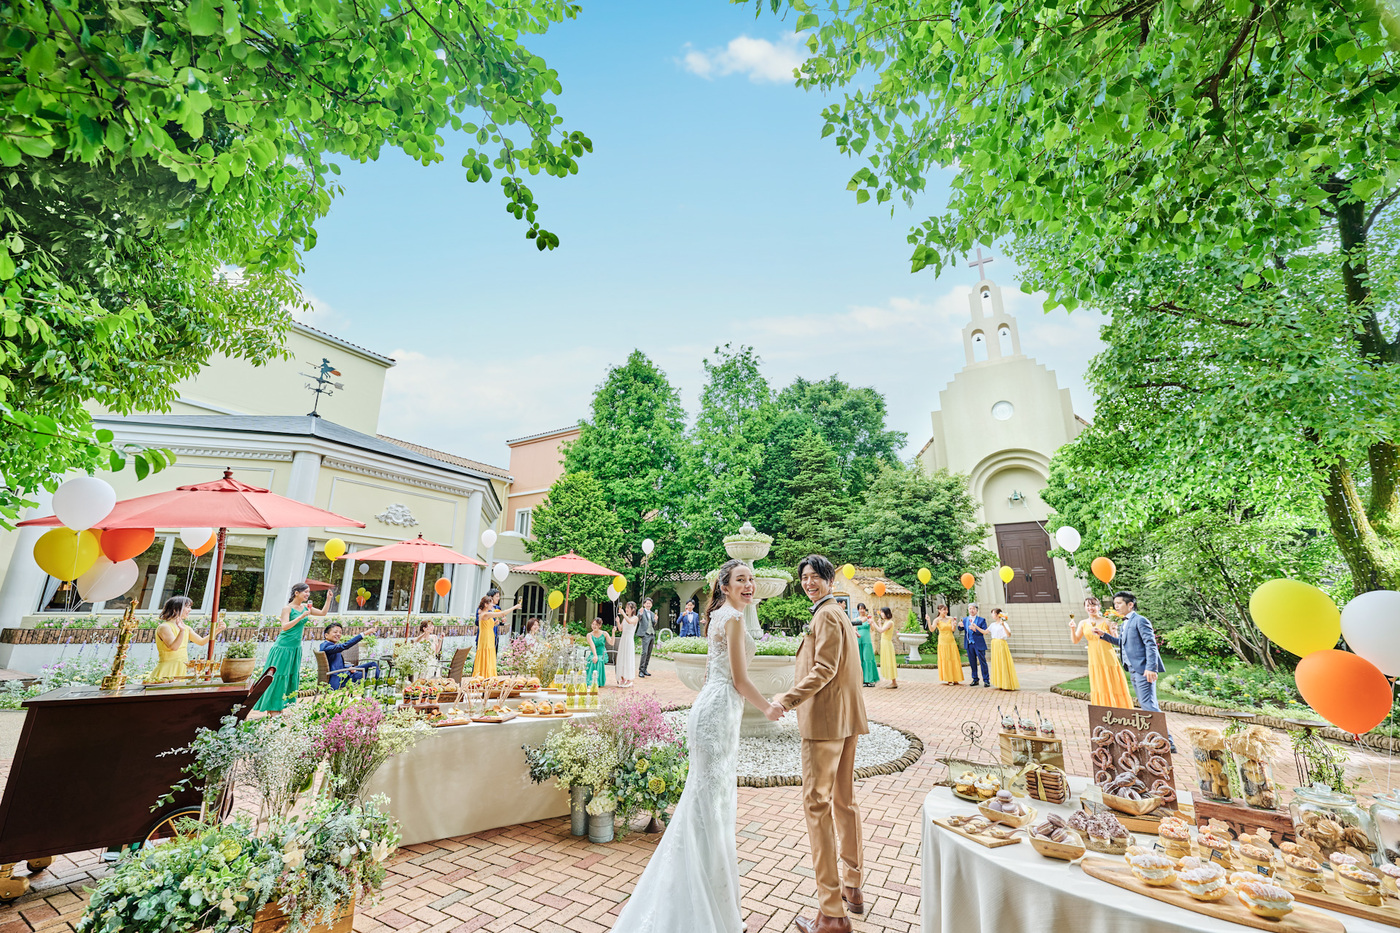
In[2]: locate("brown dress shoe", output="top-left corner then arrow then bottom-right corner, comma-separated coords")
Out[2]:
843,885 -> 865,914
793,914 -> 853,933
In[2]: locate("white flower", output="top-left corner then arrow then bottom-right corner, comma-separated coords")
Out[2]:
282,844 -> 304,869
339,845 -> 356,866
359,829 -> 370,839
371,841 -> 392,862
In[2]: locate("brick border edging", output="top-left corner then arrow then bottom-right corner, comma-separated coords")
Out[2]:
1048,684 -> 1400,753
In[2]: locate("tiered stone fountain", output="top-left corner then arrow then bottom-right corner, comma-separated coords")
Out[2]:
672,523 -> 797,737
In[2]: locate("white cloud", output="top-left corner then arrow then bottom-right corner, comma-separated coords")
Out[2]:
679,34 -> 806,84
291,290 -> 345,331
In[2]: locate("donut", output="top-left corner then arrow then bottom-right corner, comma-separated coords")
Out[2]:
1115,729 -> 1139,753
1141,731 -> 1170,754
1146,754 -> 1171,777
1092,748 -> 1113,770
1092,726 -> 1115,747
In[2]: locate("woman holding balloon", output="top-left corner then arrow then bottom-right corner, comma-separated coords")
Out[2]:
929,604 -> 964,684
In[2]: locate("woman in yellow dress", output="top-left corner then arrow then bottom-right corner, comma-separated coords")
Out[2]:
1069,596 -> 1133,708
471,595 -> 513,677
874,607 -> 899,689
930,604 -> 964,684
986,609 -> 1020,691
151,596 -> 225,680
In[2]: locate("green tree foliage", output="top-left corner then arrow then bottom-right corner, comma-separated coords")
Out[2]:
776,376 -> 906,498
844,464 -> 995,601
749,410 -> 813,540
563,351 -> 686,574
526,472 -> 624,607
762,0 -> 1400,590
774,430 -> 850,567
1,0 -> 589,522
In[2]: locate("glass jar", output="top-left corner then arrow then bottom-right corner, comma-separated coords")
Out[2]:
1192,747 -> 1233,802
1290,785 -> 1381,865
1234,751 -> 1279,810
1369,791 -> 1400,867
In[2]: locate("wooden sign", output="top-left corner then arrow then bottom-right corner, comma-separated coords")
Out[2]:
1192,798 -> 1296,847
1088,704 -> 1178,808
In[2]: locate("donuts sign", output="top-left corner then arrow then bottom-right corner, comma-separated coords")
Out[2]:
1089,704 -> 1178,809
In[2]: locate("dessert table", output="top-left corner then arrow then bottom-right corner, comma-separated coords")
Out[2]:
920,780 -> 1387,933
365,711 -> 591,845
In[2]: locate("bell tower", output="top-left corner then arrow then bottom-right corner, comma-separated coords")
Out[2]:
961,249 -> 1022,365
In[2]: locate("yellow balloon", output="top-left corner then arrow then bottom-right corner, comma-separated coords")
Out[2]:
841,563 -> 856,579
1250,578 -> 1341,657
613,575 -> 627,591
999,565 -> 1015,584
324,538 -> 347,562
33,528 -> 101,581
548,590 -> 564,609
917,567 -> 932,585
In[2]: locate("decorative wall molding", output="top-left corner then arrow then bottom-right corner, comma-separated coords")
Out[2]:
165,446 -> 295,462
375,503 -> 419,527
322,457 -> 477,497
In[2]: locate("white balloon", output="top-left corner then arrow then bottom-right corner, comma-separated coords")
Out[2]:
481,529 -> 497,549
1054,526 -> 1082,554
358,562 -> 370,574
77,557 -> 139,602
180,527 -> 214,550
52,476 -> 116,531
1341,590 -> 1400,676
642,538 -> 655,555
492,561 -> 509,583
606,585 -> 619,602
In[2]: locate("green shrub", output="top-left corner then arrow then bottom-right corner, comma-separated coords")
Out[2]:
1161,623 -> 1232,668
1166,664 -> 1304,711
757,593 -> 811,635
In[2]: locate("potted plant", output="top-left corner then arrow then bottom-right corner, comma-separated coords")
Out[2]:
613,742 -> 688,834
899,611 -> 931,661
524,724 -> 621,837
585,791 -> 616,843
221,640 -> 259,683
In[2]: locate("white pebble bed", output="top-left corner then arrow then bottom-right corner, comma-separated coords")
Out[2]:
663,709 -> 912,781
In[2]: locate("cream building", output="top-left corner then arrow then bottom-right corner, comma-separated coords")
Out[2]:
0,324 -> 511,630
917,258 -> 1089,660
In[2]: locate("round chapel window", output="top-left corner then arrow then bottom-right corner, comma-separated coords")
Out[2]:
992,400 -> 1014,421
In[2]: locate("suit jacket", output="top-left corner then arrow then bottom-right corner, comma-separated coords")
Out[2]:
637,608 -> 656,638
1101,611 -> 1165,675
960,616 -> 988,651
776,595 -> 869,741
320,634 -> 364,676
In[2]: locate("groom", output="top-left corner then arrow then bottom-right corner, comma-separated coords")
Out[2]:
770,555 -> 869,933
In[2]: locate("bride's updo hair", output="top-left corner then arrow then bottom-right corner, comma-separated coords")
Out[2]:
707,559 -> 747,618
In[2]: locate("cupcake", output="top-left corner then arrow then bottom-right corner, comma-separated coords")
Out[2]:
1179,863 -> 1228,902
1239,843 -> 1275,877
1282,853 -> 1325,892
1129,853 -> 1178,887
1338,864 -> 1384,907
1375,862 -> 1400,897
1235,881 -> 1296,919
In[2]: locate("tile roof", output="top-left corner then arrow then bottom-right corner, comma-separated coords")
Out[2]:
377,435 -> 512,480
291,322 -> 396,365
506,424 -> 581,446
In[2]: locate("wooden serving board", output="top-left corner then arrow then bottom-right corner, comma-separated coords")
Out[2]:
141,679 -> 229,690
1278,871 -> 1400,928
931,818 -> 1022,849
430,719 -> 474,728
470,712 -> 518,723
1081,857 -> 1346,933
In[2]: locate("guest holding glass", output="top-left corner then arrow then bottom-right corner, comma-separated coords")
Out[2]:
874,607 -> 898,689
958,603 -> 991,687
587,617 -> 612,688
414,619 -> 443,656
986,609 -> 1020,691
472,595 -> 514,677
253,582 -> 335,714
1069,596 -> 1133,708
615,601 -> 638,687
151,595 -> 225,680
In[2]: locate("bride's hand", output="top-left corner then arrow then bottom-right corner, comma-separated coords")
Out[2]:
764,701 -> 784,722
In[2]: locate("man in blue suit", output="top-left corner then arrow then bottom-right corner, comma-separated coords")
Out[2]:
1100,590 -> 1175,751
958,604 -> 991,687
321,622 -> 379,689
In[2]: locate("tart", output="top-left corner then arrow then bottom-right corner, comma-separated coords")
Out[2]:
1282,853 -> 1324,892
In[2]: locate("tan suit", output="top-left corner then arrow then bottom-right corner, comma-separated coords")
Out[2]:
775,595 -> 869,918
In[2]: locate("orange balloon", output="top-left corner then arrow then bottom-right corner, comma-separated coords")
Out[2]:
960,573 -> 975,590
191,533 -> 216,557
101,527 -> 155,562
873,582 -> 887,597
433,577 -> 451,597
1091,557 -> 1116,584
1296,649 -> 1393,734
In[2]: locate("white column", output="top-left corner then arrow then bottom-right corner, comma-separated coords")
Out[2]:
378,561 -> 392,612
413,563 -> 427,614
148,534 -> 175,610
337,546 -> 354,614
260,450 -> 323,613
0,488 -> 55,630
449,490 -> 484,617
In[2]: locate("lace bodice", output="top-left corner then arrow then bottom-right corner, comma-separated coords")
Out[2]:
704,605 -> 755,687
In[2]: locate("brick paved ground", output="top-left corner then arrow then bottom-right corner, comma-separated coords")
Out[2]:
2,659 -> 1393,933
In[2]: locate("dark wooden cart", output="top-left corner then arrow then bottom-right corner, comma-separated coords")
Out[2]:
0,672 -> 271,899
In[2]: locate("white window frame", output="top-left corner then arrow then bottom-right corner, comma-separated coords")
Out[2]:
515,507 -> 533,538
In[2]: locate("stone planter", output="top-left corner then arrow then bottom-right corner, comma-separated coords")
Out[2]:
220,657 -> 257,683
570,786 -> 590,836
723,540 -> 771,562
898,632 -> 928,662
672,653 -> 797,737
588,810 -> 615,844
752,577 -> 788,601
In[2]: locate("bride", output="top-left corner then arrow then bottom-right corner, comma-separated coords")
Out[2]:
611,559 -> 780,933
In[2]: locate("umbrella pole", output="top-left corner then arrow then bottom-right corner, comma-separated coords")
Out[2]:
207,527 -> 228,661
563,574 -> 572,630
405,563 -> 420,640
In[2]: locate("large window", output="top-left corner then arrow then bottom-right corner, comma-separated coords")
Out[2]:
516,582 -> 546,623
159,543 -> 213,608
418,562 -> 448,613
515,508 -> 532,538
217,543 -> 270,612
348,559 -> 385,612
384,561 -> 418,612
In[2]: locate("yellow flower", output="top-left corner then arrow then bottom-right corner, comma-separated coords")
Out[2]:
635,758 -> 649,773
648,777 -> 665,794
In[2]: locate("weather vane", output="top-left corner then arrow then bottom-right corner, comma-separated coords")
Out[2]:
301,358 -> 343,417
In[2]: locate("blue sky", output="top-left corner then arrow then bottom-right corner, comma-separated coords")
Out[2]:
295,0 -> 1104,467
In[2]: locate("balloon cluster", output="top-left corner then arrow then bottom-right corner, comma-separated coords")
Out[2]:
1251,581 -> 1398,736
354,586 -> 371,608
30,477 -> 151,602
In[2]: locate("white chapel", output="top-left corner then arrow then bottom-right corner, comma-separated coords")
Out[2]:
916,253 -> 1090,660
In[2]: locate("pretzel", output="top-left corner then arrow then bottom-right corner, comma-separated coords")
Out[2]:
1146,754 -> 1172,777
1150,779 -> 1177,805
1092,726 -> 1115,747
1141,731 -> 1170,754
1114,729 -> 1139,753
1092,747 -> 1113,770
1095,768 -> 1113,785
1117,750 -> 1144,774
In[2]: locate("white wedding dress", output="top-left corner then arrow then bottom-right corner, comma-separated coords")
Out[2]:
616,617 -> 638,682
611,605 -> 754,932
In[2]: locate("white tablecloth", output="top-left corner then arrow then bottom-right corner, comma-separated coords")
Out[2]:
365,712 -> 590,845
920,780 -> 1386,933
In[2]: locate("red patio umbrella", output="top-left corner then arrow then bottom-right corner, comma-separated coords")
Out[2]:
20,469 -> 364,658
340,534 -> 484,637
511,551 -> 620,626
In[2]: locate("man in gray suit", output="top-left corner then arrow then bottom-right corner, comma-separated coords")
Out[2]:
1101,589 -> 1176,752
636,596 -> 657,677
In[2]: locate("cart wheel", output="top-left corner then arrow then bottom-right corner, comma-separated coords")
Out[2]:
145,806 -> 204,844
24,856 -> 52,872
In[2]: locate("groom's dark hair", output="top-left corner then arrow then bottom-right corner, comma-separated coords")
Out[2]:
797,554 -> 835,583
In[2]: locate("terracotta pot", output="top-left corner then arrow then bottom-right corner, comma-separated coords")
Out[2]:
252,896 -> 354,933
220,657 -> 257,683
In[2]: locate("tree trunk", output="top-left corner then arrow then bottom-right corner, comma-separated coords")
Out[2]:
1318,454 -> 1400,593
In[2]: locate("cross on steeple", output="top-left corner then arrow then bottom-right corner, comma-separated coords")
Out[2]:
967,248 -> 995,281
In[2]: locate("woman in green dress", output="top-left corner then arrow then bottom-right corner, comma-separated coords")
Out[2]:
587,617 -> 613,689
254,582 -> 335,714
855,603 -> 880,687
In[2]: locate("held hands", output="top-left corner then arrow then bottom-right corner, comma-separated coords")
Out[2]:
764,701 -> 785,722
